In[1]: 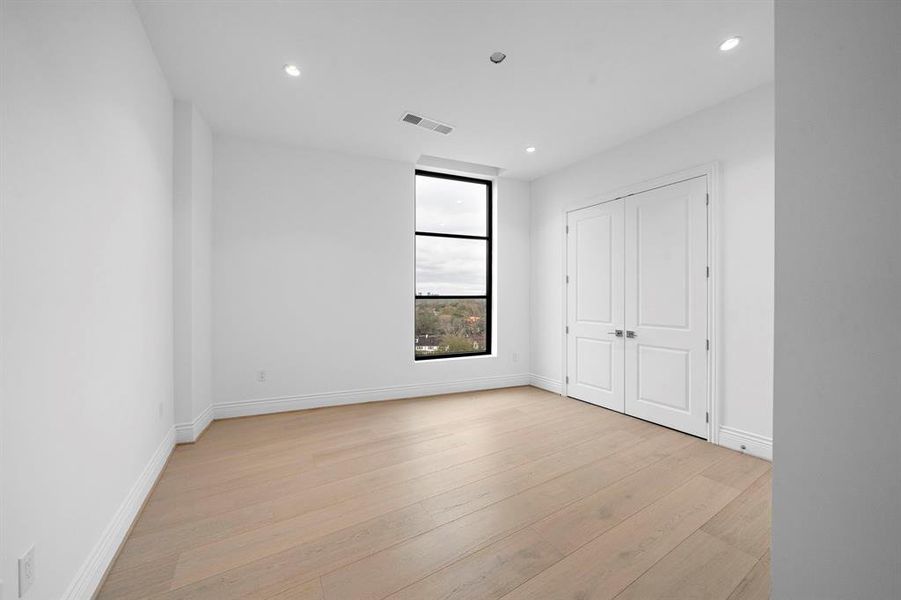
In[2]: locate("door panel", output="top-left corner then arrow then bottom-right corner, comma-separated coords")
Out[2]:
575,214 -> 613,324
637,345 -> 690,411
625,177 -> 708,437
566,200 -> 625,412
576,338 -> 613,391
635,194 -> 690,328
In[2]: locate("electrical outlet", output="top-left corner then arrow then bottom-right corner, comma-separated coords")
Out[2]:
18,546 -> 35,597
257,370 -> 267,383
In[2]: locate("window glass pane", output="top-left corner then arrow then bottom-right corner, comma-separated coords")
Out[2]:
416,175 -> 487,236
415,298 -> 487,357
416,236 -> 487,296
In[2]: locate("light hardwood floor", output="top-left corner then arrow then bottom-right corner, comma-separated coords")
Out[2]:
98,386 -> 771,600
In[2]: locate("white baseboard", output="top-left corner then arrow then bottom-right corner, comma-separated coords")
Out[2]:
62,427 -> 175,600
718,425 -> 773,461
529,373 -> 563,395
174,403 -> 214,444
213,373 -> 531,419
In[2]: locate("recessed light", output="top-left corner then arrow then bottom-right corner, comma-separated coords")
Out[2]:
719,37 -> 741,52
525,146 -> 536,153
283,64 -> 301,78
489,52 -> 507,64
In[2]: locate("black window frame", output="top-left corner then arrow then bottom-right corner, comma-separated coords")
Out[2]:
414,169 -> 492,361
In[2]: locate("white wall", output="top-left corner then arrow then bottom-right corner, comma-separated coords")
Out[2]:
530,84 -> 774,451
212,136 -> 530,415
173,101 -> 213,440
0,2 -> 174,598
772,1 -> 901,598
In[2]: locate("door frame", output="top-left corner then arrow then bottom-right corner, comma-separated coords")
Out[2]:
561,162 -> 721,444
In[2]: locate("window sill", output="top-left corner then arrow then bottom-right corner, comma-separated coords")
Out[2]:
413,352 -> 495,363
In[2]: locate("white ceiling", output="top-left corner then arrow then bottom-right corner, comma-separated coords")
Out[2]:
136,1 -> 773,180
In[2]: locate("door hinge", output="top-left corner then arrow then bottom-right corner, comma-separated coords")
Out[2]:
706,412 -> 709,423
565,325 -> 570,334
706,266 -> 710,278
565,225 -> 569,234
566,275 -> 570,284
706,339 -> 710,350
565,375 -> 570,384
706,193 -> 709,206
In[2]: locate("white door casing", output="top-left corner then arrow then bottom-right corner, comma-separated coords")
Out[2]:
565,200 -> 625,412
624,176 -> 708,437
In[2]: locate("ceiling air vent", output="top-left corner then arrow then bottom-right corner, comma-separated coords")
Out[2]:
400,112 -> 454,135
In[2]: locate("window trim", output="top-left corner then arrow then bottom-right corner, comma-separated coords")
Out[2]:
414,169 -> 492,361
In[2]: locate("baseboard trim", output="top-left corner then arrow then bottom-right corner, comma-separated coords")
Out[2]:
174,403 -> 214,444
529,373 -> 563,395
63,426 -> 175,600
718,425 -> 773,461
213,373 -> 531,419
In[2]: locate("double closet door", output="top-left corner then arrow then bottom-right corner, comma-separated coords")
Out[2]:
566,176 -> 709,438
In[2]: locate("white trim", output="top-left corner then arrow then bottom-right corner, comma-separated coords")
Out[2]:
213,374 -> 531,419
718,425 -> 773,461
174,403 -> 214,444
561,162 -> 721,443
529,373 -> 563,395
416,155 -> 501,178
62,427 -> 175,600
707,165 -> 722,444
560,201 -> 569,400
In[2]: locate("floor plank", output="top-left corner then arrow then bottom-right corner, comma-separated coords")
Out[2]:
531,439 -> 730,554
613,530 -> 758,600
702,471 -> 772,559
134,395 -> 603,531
265,578 -> 323,600
96,387 -> 771,600
113,403 -> 638,574
383,528 -> 563,600
498,475 -> 742,600
319,430 -> 692,600
169,427 -> 644,589
726,551 -> 771,600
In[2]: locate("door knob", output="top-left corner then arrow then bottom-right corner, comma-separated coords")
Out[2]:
608,329 -> 624,337
626,330 -> 637,338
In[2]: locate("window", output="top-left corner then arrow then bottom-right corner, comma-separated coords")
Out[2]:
415,170 -> 492,359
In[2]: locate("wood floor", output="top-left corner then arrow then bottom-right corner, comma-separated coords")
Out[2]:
98,386 -> 771,600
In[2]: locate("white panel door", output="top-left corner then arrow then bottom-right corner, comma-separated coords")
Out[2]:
566,200 -> 625,412
624,177 -> 708,437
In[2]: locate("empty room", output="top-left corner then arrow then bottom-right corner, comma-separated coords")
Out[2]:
2,1 -> 899,599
